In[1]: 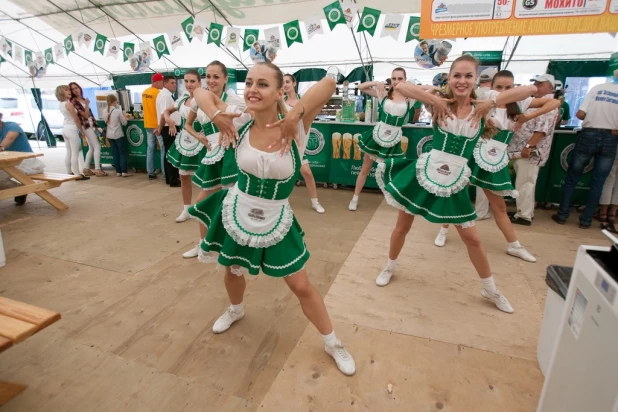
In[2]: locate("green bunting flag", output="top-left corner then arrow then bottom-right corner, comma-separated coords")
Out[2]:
243,28 -> 259,51
283,20 -> 303,47
181,17 -> 194,41
405,16 -> 421,43
323,1 -> 346,31
64,35 -> 75,55
207,22 -> 223,46
123,42 -> 135,62
0,54 -> 5,64
153,35 -> 170,58
24,49 -> 33,65
44,48 -> 54,65
357,7 -> 381,36
93,33 -> 107,55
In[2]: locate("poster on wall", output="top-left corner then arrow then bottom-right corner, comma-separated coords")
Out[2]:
249,40 -> 277,64
421,0 -> 618,38
463,50 -> 503,76
414,39 -> 453,69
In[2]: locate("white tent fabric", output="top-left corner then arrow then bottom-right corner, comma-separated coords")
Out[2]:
0,0 -> 616,89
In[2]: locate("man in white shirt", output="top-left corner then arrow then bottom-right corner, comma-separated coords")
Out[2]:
553,70 -> 618,228
475,67 -> 497,100
507,74 -> 559,226
155,76 -> 181,187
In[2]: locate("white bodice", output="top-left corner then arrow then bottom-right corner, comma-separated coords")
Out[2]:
486,90 -> 533,131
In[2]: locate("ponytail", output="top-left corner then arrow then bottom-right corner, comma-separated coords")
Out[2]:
277,98 -> 288,117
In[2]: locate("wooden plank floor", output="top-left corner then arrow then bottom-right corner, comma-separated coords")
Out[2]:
0,148 -> 612,411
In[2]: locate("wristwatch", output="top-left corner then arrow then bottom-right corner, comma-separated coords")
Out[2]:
525,144 -> 535,149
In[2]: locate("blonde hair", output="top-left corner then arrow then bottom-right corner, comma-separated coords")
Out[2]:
55,85 -> 69,101
254,62 -> 288,116
106,94 -> 118,106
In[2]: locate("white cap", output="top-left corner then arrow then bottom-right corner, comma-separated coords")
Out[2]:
479,67 -> 497,83
530,74 -> 556,86
554,80 -> 563,91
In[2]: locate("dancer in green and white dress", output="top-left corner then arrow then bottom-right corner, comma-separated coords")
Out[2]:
373,55 -> 542,314
188,63 -> 356,376
434,70 -> 561,265
349,68 -> 412,211
163,70 -> 206,223
283,73 -> 325,214
183,61 -> 247,259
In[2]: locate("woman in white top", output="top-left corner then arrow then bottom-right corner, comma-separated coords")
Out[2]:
283,73 -> 325,214
69,82 -> 106,177
183,61 -> 247,259
55,85 -> 89,180
104,94 -> 130,177
188,63 -> 356,376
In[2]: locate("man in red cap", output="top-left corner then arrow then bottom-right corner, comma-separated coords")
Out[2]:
143,73 -> 164,179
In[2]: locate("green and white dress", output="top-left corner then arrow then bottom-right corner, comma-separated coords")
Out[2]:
377,114 -> 486,227
166,95 -> 207,175
358,91 -> 412,161
191,92 -> 247,190
188,117 -> 310,277
469,92 -> 532,197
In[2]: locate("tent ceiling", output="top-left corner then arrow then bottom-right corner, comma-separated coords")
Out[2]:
5,0 -> 421,37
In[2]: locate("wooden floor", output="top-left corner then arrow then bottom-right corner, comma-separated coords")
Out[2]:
0,149 -> 612,411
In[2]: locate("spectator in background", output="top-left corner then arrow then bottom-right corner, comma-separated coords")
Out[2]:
553,70 -> 618,229
103,94 -> 131,177
69,82 -> 106,177
56,85 -> 89,181
0,113 -> 46,205
143,73 -> 164,179
507,74 -> 559,226
476,68 -> 497,100
155,75 -> 181,187
598,155 -> 618,234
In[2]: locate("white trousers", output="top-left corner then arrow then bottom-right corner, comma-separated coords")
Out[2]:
64,126 -> 84,175
82,127 -> 101,170
513,159 -> 540,221
600,155 -> 618,205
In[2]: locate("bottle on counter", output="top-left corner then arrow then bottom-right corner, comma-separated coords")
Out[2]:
365,98 -> 373,123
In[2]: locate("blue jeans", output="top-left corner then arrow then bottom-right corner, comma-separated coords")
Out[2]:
109,137 -> 128,174
146,128 -> 165,177
557,130 -> 618,226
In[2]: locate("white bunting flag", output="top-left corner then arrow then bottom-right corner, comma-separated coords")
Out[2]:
167,31 -> 184,51
107,39 -> 121,59
341,1 -> 358,29
224,27 -> 241,50
0,37 -> 10,56
191,19 -> 206,42
264,26 -> 282,51
83,29 -> 95,48
34,51 -> 46,69
380,14 -> 403,40
75,30 -> 85,46
13,45 -> 23,63
304,13 -> 324,40
53,43 -> 65,61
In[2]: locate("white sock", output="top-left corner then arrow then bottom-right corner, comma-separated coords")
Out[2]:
481,276 -> 498,295
440,227 -> 449,234
508,240 -> 521,249
386,259 -> 397,271
321,330 -> 338,347
231,302 -> 244,312
311,198 -> 319,206
183,205 -> 190,212
352,195 -> 359,202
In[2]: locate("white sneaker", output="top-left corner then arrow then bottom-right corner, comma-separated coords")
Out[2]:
348,198 -> 358,211
476,213 -> 492,221
212,306 -> 244,333
176,209 -> 190,223
434,230 -> 448,247
325,340 -> 356,376
376,267 -> 394,287
183,245 -> 199,259
312,202 -> 325,214
481,289 -> 514,314
507,246 -> 537,263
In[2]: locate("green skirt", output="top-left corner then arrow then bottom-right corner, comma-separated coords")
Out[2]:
469,159 -> 518,197
376,158 -> 477,226
357,127 -> 405,160
188,190 -> 310,277
191,147 -> 238,190
166,144 -> 207,173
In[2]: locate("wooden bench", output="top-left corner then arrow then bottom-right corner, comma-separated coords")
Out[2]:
0,297 -> 61,406
29,173 -> 80,184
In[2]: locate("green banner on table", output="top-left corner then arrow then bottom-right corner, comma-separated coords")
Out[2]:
302,122 -> 331,183
545,133 -> 593,205
328,124 -> 378,188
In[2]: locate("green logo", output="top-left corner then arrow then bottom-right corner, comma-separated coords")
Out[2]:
362,15 -> 377,30
198,68 -> 204,75
560,144 -> 593,173
305,128 -> 325,156
409,23 -> 420,37
126,124 -> 144,147
286,27 -> 299,41
174,68 -> 181,76
416,135 -> 433,157
328,9 -> 341,23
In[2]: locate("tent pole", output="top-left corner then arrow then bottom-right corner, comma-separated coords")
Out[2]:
351,1 -> 374,66
349,28 -> 370,82
0,73 -> 23,88
504,36 -> 522,70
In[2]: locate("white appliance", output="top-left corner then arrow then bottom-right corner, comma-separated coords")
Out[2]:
537,231 -> 618,412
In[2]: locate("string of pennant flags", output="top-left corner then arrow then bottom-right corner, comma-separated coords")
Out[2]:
0,1 -> 421,74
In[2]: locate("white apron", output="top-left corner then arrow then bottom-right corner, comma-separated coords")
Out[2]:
473,138 -> 510,173
372,122 -> 403,148
416,149 -> 471,197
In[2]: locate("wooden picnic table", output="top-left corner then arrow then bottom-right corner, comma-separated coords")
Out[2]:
0,296 -> 61,406
0,151 -> 78,210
